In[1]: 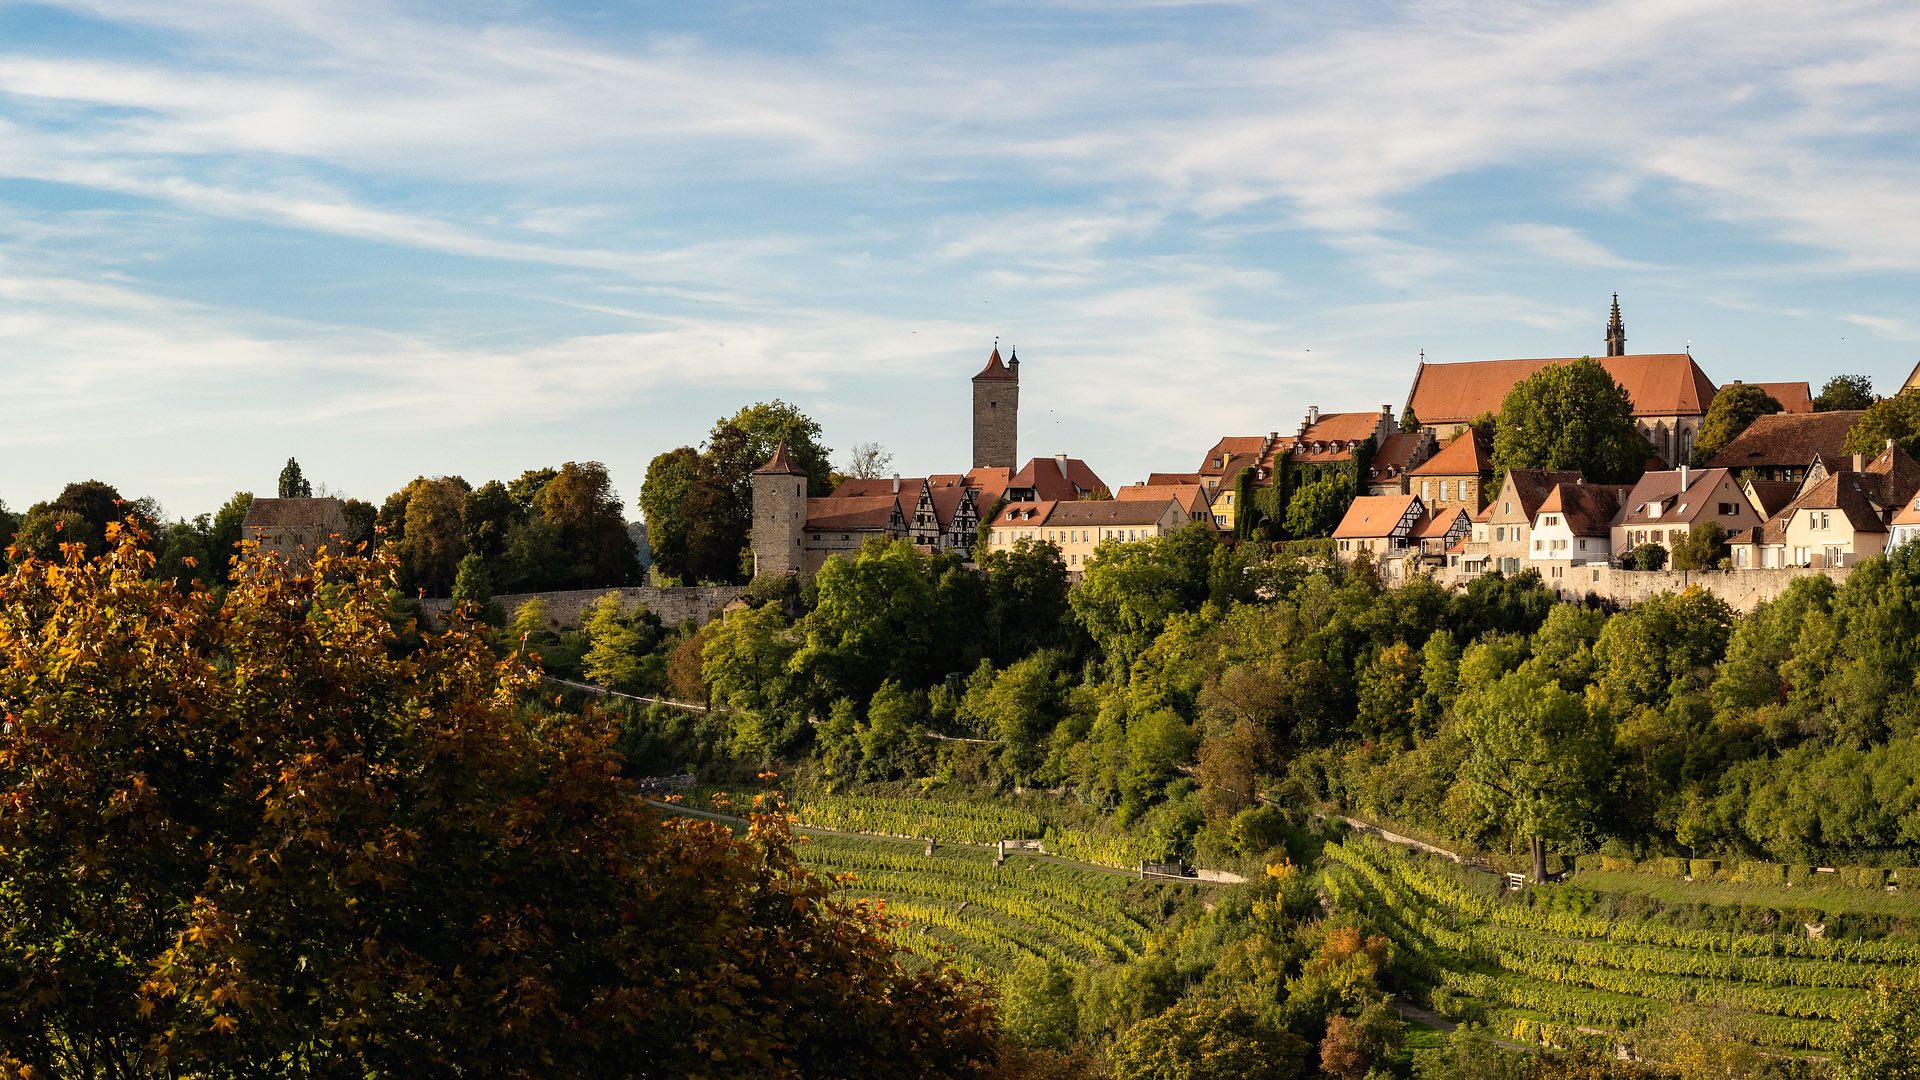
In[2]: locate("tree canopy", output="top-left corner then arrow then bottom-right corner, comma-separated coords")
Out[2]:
1844,389 -> 1920,457
276,456 -> 312,498
1816,373 -> 1877,412
0,523 -> 998,1078
1492,358 -> 1649,483
1691,384 -> 1782,466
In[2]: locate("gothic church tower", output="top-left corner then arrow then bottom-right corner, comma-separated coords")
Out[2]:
1605,294 -> 1626,357
972,346 -> 1019,470
750,441 -> 806,577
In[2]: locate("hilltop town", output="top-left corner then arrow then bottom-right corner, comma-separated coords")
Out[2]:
748,298 -> 1920,611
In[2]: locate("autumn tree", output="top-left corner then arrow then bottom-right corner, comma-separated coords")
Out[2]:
1493,358 -> 1650,482
1691,383 -> 1782,466
1835,981 -> 1920,1080
1815,373 -> 1876,412
0,522 -> 1000,1078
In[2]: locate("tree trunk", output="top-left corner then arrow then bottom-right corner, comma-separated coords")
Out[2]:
1531,835 -> 1548,883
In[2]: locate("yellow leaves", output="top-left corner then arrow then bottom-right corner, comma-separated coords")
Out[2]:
1265,859 -> 1297,883
209,1014 -> 238,1035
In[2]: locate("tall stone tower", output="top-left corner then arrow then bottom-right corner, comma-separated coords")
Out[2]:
972,346 -> 1020,470
750,441 -> 807,577
1605,294 -> 1626,357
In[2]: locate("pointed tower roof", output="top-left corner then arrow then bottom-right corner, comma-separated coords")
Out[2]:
1606,293 -> 1626,357
753,440 -> 806,476
974,346 -> 1018,382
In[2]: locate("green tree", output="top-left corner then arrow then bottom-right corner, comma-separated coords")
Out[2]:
794,539 -> 938,703
1670,520 -> 1730,571
204,492 -> 255,578
1626,543 -> 1668,571
639,446 -> 701,582
1283,475 -> 1351,539
450,551 -> 493,606
702,602 -> 806,760
1844,388 -> 1920,457
1457,666 -> 1611,880
1815,373 -> 1877,412
463,479 -> 520,563
582,592 -> 663,693
998,959 -> 1078,1052
337,497 -> 376,548
276,456 -> 312,498
1108,1001 -> 1308,1080
531,461 -> 641,589
980,538 -> 1072,663
1691,384 -> 1782,465
1071,524 -> 1217,672
1834,981 -> 1920,1080
0,522 -> 998,1079
1492,357 -> 1650,482
1593,588 -> 1734,714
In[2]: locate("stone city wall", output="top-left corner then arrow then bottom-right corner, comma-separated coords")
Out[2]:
1528,565 -> 1851,612
428,585 -> 746,629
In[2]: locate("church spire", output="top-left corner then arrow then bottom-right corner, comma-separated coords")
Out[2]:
1606,293 -> 1626,357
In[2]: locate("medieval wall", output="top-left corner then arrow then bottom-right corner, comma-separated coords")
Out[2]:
1537,565 -> 1851,612
428,585 -> 746,629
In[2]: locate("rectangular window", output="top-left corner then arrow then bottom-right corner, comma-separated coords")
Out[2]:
1421,481 -> 1432,501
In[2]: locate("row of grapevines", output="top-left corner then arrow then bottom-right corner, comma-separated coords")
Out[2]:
795,795 -> 1044,842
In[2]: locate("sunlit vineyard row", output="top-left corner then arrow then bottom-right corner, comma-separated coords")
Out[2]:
1322,837 -> 1920,1051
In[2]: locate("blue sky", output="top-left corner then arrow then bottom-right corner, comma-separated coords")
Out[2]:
3,0 -> 1918,518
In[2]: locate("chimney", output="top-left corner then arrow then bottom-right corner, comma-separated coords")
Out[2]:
1678,465 -> 1690,491
1852,453 -> 1866,473
1307,405 -> 1320,426
891,473 -> 900,495
1055,453 -> 1070,479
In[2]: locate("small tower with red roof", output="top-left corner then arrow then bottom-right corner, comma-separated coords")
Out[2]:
751,441 -> 807,577
972,344 -> 1020,470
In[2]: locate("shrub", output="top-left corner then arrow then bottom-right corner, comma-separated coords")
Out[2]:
1601,854 -> 1636,873
1574,854 -> 1604,872
1651,857 -> 1689,878
1842,866 -> 1886,890
1787,865 -> 1813,887
1688,858 -> 1719,880
1732,861 -> 1787,887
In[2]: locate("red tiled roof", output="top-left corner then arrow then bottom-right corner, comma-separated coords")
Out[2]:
1784,472 -> 1892,534
1864,443 -> 1920,507
1617,468 -> 1735,527
1412,507 -> 1469,539
1146,471 -> 1208,486
1010,456 -> 1107,500
1304,411 -> 1386,443
833,476 -> 925,521
1117,483 -> 1210,518
1743,480 -> 1801,519
1497,470 -> 1587,521
1732,381 -> 1814,414
1200,436 -> 1267,474
753,440 -> 806,476
1333,494 -> 1419,539
965,467 -> 1013,507
1407,354 -> 1717,425
1537,483 -> 1628,536
973,347 -> 1017,382
991,500 -> 1055,527
1704,410 -> 1863,471
1408,429 -> 1492,477
804,495 -> 901,532
927,482 -> 973,530
1370,432 -> 1428,479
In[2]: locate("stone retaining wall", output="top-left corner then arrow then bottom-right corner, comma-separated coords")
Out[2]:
1531,565 -> 1851,612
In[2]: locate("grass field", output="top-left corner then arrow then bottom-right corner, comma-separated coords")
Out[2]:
1573,869 -> 1920,920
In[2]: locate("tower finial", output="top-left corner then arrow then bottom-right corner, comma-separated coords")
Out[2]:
1606,293 -> 1626,357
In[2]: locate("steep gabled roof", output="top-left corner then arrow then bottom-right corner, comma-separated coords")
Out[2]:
1733,381 -> 1814,414
1412,506 -> 1469,540
973,347 -> 1017,381
1784,472 -> 1892,534
753,441 -> 807,476
1497,470 -> 1586,521
1743,479 -> 1801,519
1407,353 -> 1716,425
1409,428 -> 1492,477
1333,494 -> 1420,539
1010,456 -> 1107,500
1370,431 -> 1428,481
1537,482 -> 1629,536
1200,436 -> 1267,474
1704,410 -> 1863,471
1116,483 -> 1210,518
1617,468 -> 1736,527
964,467 -> 1013,508
1864,442 -> 1920,508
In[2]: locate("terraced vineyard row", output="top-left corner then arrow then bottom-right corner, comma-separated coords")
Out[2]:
1323,837 -> 1917,1051
797,834 -> 1170,975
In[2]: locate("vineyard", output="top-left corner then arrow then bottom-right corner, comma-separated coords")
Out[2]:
697,789 -> 1161,868
796,833 -> 1190,979
1323,836 -> 1920,1052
